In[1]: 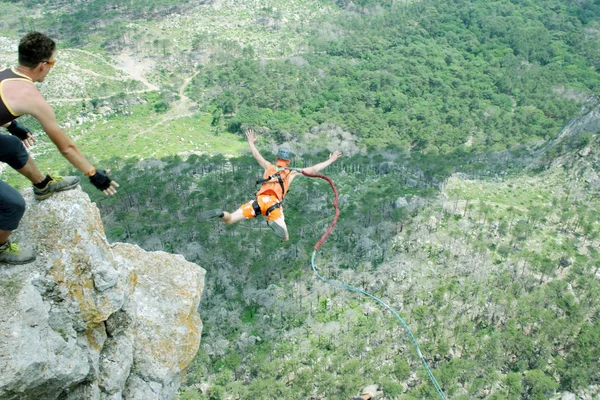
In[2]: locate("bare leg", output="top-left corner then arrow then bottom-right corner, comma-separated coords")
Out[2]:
16,157 -> 45,184
222,209 -> 246,225
0,229 -> 11,245
268,215 -> 289,241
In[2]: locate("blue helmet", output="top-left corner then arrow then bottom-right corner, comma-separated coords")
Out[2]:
277,147 -> 292,161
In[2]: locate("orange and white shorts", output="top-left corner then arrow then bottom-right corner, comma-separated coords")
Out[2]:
239,193 -> 283,221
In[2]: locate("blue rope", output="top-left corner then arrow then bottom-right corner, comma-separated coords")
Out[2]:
310,252 -> 447,399
301,168 -> 447,399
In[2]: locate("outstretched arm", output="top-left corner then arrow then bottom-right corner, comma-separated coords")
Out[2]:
302,150 -> 342,174
32,99 -> 96,173
246,128 -> 271,169
26,89 -> 119,195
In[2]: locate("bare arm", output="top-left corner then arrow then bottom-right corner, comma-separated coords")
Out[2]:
246,128 -> 271,169
14,84 -> 118,195
31,98 -> 95,174
302,151 -> 342,175
7,83 -> 95,174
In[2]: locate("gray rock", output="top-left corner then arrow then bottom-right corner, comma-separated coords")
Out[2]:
92,261 -> 120,292
122,376 -> 163,400
579,146 -> 591,157
106,300 -> 137,338
0,188 -> 205,400
0,272 -> 90,400
48,307 -> 77,340
99,336 -> 134,394
77,322 -> 108,382
101,392 -> 123,400
394,196 -> 409,208
394,195 -> 426,211
237,332 -> 261,351
64,382 -> 101,400
113,244 -> 204,398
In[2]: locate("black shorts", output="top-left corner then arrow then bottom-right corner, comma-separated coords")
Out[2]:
0,134 -> 28,230
0,134 -> 29,170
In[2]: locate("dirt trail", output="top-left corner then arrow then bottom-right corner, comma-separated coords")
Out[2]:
73,50 -> 203,114
48,49 -> 205,135
112,52 -> 160,91
131,65 -> 203,137
48,50 -> 159,103
69,49 -> 160,92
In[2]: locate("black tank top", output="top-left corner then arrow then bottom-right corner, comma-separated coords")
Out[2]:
0,68 -> 32,125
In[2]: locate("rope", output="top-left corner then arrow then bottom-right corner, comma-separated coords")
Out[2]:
300,170 -> 447,400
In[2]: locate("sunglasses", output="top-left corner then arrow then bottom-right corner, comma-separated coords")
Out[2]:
43,60 -> 56,67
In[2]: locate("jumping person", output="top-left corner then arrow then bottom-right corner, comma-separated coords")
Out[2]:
0,31 -> 119,265
199,128 -> 342,241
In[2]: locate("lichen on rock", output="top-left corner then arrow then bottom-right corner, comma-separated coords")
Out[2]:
0,187 -> 205,400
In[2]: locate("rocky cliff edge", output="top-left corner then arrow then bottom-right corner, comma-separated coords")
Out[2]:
0,187 -> 205,400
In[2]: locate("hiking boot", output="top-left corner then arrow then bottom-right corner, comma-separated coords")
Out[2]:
33,175 -> 80,200
198,209 -> 224,221
267,221 -> 287,239
0,241 -> 36,265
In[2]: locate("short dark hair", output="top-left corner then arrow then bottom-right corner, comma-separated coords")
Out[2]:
18,32 -> 56,68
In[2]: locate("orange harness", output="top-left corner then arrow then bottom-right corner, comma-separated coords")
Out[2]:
240,166 -> 298,221
256,165 -> 292,201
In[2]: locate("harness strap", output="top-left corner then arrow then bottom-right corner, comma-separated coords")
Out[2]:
265,202 -> 281,217
251,200 -> 261,217
252,199 -> 280,217
275,174 -> 285,197
256,171 -> 287,198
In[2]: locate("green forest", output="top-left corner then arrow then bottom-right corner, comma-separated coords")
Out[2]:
1,0 -> 600,398
81,137 -> 600,399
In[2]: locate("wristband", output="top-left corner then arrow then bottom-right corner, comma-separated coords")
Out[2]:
6,120 -> 30,140
86,167 -> 97,177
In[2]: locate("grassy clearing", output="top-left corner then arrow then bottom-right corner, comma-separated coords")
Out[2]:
444,170 -> 564,219
2,103 -> 246,189
145,0 -> 339,57
40,50 -> 148,100
442,167 -> 599,266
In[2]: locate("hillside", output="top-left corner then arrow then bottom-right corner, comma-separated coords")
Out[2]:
1,0 -> 599,170
0,0 -> 337,170
0,0 -> 599,399
81,101 -> 599,399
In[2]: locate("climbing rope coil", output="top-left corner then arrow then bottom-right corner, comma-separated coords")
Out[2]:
300,169 -> 447,400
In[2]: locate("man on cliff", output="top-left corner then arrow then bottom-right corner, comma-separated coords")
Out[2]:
199,128 -> 342,241
0,31 -> 119,265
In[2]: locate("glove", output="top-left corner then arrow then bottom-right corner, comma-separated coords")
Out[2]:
6,120 -> 30,140
360,385 -> 383,399
89,169 -> 113,191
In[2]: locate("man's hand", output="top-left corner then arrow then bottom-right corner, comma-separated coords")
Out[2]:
7,120 -> 36,149
245,128 -> 257,144
20,132 -> 36,149
89,169 -> 119,195
329,150 -> 342,162
360,385 -> 383,399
